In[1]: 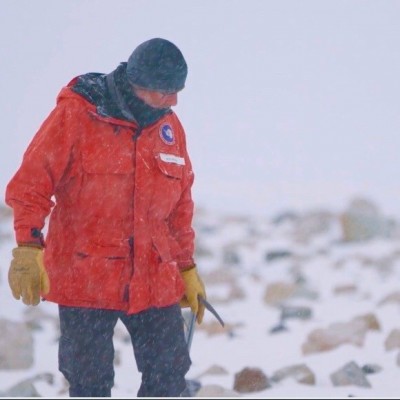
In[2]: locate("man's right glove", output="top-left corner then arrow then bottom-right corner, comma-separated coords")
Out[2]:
180,266 -> 206,324
8,246 -> 50,306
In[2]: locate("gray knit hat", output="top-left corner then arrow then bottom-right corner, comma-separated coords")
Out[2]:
126,38 -> 188,92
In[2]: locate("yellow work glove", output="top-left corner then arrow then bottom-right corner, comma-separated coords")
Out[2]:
8,246 -> 50,306
180,266 -> 206,324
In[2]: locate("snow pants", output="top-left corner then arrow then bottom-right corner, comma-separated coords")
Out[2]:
58,304 -> 191,397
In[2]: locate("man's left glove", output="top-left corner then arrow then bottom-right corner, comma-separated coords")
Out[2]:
8,246 -> 50,306
180,266 -> 206,324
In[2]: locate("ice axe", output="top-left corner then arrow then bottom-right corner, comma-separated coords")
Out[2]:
182,297 -> 225,397
185,295 -> 225,352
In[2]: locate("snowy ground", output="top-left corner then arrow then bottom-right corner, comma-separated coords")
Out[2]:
1,204 -> 400,398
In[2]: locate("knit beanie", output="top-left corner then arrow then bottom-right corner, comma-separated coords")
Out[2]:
126,38 -> 188,93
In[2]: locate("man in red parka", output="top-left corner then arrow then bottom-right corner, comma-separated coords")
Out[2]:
5,37 -> 206,397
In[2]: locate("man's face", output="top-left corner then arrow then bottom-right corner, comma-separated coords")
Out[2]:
133,86 -> 179,109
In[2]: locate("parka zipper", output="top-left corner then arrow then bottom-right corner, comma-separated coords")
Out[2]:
123,127 -> 141,303
123,235 -> 134,302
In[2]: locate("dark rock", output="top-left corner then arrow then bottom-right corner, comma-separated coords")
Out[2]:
265,250 -> 292,262
280,305 -> 313,321
271,211 -> 299,225
269,323 -> 288,334
330,361 -> 372,388
361,364 -> 383,374
233,367 -> 271,393
223,249 -> 241,265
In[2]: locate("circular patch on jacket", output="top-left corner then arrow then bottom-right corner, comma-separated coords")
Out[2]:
159,124 -> 175,145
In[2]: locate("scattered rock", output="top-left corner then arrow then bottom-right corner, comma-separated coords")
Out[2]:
280,305 -> 313,321
202,268 -> 237,285
114,349 -> 122,366
269,305 -> 313,334
269,322 -> 288,334
207,283 -> 246,304
378,291 -> 400,307
302,313 -> 380,355
361,364 -> 383,374
271,211 -> 299,225
197,320 -> 243,337
194,242 -> 214,259
294,286 -> 320,300
0,318 -> 34,369
264,282 -> 297,305
291,210 -> 336,242
333,284 -> 358,295
265,250 -> 293,263
233,367 -> 271,393
353,313 -> 380,331
0,373 -> 54,397
340,197 -> 393,242
22,307 -> 59,332
196,364 -> 229,378
384,329 -> 400,351
271,363 -> 315,385
222,248 -> 241,265
330,361 -> 372,388
0,381 -> 40,397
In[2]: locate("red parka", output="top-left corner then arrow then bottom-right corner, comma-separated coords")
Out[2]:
6,85 -> 195,314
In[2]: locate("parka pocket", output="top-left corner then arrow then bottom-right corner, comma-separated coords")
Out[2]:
150,153 -> 184,213
79,148 -> 135,217
155,153 -> 183,180
71,243 -> 130,302
151,260 -> 185,306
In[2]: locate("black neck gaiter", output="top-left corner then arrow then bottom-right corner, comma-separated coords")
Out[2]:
109,63 -> 171,127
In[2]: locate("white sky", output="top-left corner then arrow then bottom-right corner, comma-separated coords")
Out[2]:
1,0 -> 400,217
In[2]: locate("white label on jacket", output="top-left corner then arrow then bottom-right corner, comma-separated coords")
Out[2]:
159,153 -> 185,166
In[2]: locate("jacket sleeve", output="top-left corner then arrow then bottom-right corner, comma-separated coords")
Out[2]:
167,124 -> 196,270
5,98 -> 79,245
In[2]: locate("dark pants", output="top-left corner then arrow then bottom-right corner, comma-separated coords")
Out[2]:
58,304 -> 191,397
